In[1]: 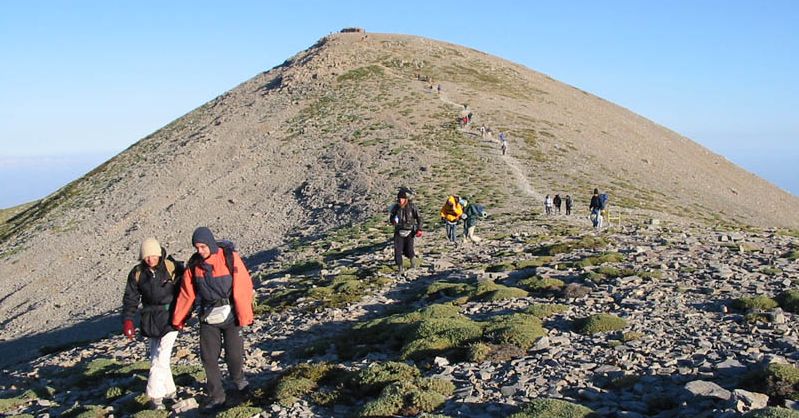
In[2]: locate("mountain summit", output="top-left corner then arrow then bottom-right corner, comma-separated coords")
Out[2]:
1,31 -> 798,366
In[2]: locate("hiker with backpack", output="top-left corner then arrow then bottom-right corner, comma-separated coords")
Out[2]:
389,188 -> 423,276
172,227 -> 254,412
122,238 -> 184,410
440,195 -> 465,245
590,188 -> 607,230
553,194 -> 562,214
565,194 -> 573,215
462,199 -> 488,243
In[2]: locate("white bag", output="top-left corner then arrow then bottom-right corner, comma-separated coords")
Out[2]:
203,304 -> 232,325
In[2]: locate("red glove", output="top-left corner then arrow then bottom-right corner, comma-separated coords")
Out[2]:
123,319 -> 135,340
415,230 -> 423,238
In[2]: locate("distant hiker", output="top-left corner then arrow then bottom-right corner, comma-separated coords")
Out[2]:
565,194 -> 573,216
480,125 -> 486,139
467,111 -> 473,123
172,227 -> 254,412
462,199 -> 488,243
437,84 -> 442,93
440,195 -> 465,244
389,188 -> 423,276
499,131 -> 508,155
589,188 -> 603,229
122,238 -> 184,410
544,194 -> 553,215
553,194 -> 562,214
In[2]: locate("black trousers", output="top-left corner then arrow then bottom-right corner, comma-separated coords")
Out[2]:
199,322 -> 246,402
394,234 -> 415,266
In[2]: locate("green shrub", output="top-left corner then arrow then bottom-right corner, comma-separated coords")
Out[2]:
577,252 -> 624,268
401,317 -> 483,360
358,377 -> 453,417
621,331 -> 644,342
474,281 -> 528,301
761,267 -> 783,276
357,362 -> 420,396
525,303 -> 569,319
577,314 -> 627,335
784,249 -> 799,261
743,407 -> 799,418
0,394 -> 33,414
274,363 -> 338,406
483,314 -> 545,350
509,398 -> 595,418
516,277 -> 564,292
426,282 -> 473,299
515,257 -> 553,269
467,342 -> 492,363
486,263 -> 514,272
733,295 -> 779,311
777,290 -> 799,313
105,386 -> 124,400
215,406 -> 264,418
638,270 -> 663,280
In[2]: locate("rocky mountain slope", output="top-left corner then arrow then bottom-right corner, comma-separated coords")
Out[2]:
2,209 -> 798,416
1,30 -> 799,416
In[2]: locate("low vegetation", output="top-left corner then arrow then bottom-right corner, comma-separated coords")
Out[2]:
576,314 -> 628,335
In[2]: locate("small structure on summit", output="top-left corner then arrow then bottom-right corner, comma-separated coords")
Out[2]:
340,27 -> 365,33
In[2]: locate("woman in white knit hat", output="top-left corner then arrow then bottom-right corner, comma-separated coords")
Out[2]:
121,237 -> 184,410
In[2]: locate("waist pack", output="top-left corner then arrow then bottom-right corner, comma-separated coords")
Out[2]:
398,229 -> 413,237
201,302 -> 232,325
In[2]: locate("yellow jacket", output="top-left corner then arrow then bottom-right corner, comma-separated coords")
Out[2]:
440,195 -> 464,222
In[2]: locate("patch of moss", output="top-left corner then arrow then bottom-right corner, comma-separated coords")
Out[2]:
577,252 -> 624,268
515,257 -> 553,269
357,362 -> 421,396
0,392 -> 34,414
534,236 -> 608,256
467,342 -> 493,363
425,281 -> 474,300
743,407 -> 799,418
777,290 -> 799,313
742,362 -> 799,403
215,406 -> 264,418
486,263 -> 514,272
516,276 -> 564,292
595,266 -> 636,278
733,295 -> 779,311
525,303 -> 568,319
509,398 -> 595,418
401,317 -> 483,360
274,363 -> 339,406
105,386 -> 125,400
577,314 -> 628,335
621,331 -> 644,342
474,281 -> 528,301
358,377 -> 454,417
761,267 -> 783,276
483,314 -> 545,350
783,249 -> 799,261
638,270 -> 663,280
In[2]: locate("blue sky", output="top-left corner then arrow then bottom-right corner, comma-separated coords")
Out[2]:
1,1 -> 797,207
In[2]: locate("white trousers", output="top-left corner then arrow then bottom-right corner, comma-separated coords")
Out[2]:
146,330 -> 178,400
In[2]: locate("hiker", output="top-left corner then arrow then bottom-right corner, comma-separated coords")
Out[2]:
553,194 -> 562,214
544,195 -> 553,215
480,125 -> 486,139
437,84 -> 442,93
122,238 -> 184,410
389,188 -> 423,276
172,227 -> 254,412
589,188 -> 603,229
440,195 -> 465,244
565,194 -> 573,215
499,131 -> 508,155
462,199 -> 488,243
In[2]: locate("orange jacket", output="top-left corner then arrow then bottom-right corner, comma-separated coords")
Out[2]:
440,195 -> 464,222
172,248 -> 254,327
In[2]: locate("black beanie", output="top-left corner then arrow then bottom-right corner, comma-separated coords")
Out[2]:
192,227 -> 219,254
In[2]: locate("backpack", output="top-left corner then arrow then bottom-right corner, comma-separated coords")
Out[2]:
134,256 -> 179,283
598,193 -> 609,210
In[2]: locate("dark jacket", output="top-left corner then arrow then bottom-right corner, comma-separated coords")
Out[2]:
565,196 -> 572,208
122,247 -> 183,338
390,202 -> 423,235
590,195 -> 601,211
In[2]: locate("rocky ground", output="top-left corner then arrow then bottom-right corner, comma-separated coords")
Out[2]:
2,208 -> 798,417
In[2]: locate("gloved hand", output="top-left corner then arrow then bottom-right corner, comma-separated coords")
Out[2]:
461,214 -> 468,219
415,230 -> 423,238
123,319 -> 135,340
172,322 -> 184,331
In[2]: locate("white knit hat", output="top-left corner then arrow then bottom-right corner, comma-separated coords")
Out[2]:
140,238 -> 161,259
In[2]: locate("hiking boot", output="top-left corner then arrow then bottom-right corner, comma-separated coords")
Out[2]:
149,398 -> 166,411
397,264 -> 404,278
200,399 -> 225,414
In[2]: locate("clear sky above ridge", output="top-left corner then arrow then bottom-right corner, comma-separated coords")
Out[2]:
1,1 -> 797,207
